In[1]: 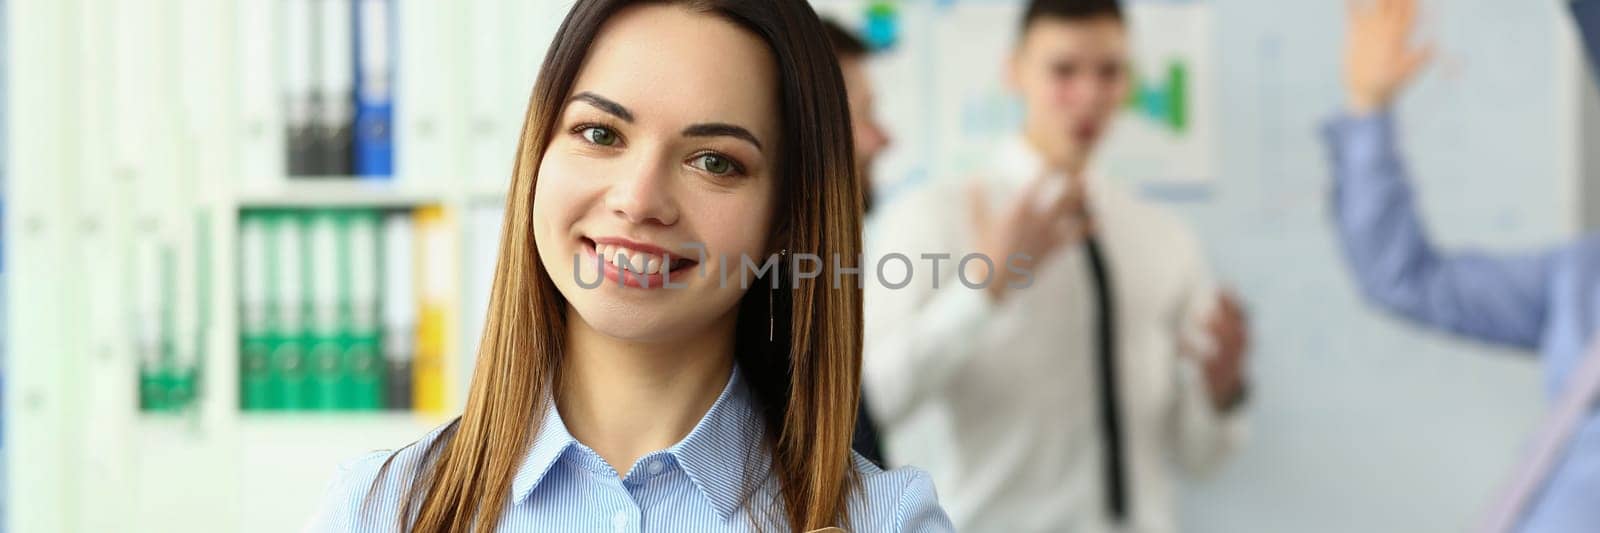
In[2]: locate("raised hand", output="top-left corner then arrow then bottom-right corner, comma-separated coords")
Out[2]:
1345,0 -> 1434,114
965,173 -> 1092,303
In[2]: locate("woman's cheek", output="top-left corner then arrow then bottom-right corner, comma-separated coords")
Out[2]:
530,159 -> 588,271
698,190 -> 774,256
533,156 -> 594,227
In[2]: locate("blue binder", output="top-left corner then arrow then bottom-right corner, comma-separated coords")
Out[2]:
353,0 -> 395,178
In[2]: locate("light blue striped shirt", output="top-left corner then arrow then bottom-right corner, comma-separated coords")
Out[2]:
307,368 -> 954,532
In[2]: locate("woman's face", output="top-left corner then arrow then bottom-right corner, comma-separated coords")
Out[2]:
533,3 -> 781,343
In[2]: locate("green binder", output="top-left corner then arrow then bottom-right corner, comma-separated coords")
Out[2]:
271,210 -> 311,411
179,210 -> 211,411
344,209 -> 385,410
307,209 -> 344,410
135,236 -> 167,412
239,210 -> 274,410
157,245 -> 179,411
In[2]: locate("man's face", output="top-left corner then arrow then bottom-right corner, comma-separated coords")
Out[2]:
1009,15 -> 1129,169
839,55 -> 891,197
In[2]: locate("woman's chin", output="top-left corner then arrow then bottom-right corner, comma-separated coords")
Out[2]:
566,288 -> 744,346
569,303 -> 683,343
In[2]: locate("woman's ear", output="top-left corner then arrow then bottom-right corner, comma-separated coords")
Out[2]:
768,237 -> 789,258
765,206 -> 791,257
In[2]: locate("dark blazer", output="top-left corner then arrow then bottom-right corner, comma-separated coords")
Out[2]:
852,399 -> 887,468
1577,0 -> 1600,83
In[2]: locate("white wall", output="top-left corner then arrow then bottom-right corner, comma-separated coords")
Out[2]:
820,0 -> 1587,531
1174,1 -> 1578,531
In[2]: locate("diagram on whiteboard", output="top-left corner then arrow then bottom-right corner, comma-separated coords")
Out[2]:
1097,1 -> 1216,189
1127,60 -> 1188,134
809,0 -> 1218,200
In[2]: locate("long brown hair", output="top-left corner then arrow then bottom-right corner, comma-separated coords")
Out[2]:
396,1 -> 863,531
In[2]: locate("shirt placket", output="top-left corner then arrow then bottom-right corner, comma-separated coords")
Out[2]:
611,453 -> 674,533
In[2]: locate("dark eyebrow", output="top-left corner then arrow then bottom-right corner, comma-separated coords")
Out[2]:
683,123 -> 764,151
570,91 -> 633,122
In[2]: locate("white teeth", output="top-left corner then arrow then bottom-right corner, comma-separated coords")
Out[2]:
594,241 -> 673,275
628,251 -> 647,273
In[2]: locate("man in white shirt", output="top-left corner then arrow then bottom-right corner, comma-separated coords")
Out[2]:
862,1 -> 1250,531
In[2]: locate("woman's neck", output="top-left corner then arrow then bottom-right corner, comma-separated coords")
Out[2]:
556,308 -> 738,477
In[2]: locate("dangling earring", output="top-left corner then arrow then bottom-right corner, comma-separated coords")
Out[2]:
770,249 -> 788,342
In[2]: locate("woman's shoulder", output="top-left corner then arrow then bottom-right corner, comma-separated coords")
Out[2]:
304,420 -> 458,532
847,454 -> 955,533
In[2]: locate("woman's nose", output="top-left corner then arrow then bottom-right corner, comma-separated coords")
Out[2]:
604,156 -> 680,227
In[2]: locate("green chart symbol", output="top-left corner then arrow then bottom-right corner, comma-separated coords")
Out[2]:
1127,60 -> 1188,134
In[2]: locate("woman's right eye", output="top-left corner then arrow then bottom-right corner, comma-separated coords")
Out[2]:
578,126 -> 619,146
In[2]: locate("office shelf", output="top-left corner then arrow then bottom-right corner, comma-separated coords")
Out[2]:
5,1 -> 541,531
234,178 -> 450,208
238,412 -> 447,444
466,180 -> 512,205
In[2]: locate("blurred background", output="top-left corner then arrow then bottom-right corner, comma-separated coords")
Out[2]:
3,0 -> 1597,532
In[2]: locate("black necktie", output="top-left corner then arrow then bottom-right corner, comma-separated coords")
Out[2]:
1085,236 -> 1128,523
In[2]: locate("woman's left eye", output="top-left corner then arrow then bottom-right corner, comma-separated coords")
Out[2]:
689,153 -> 741,176
579,126 -> 619,146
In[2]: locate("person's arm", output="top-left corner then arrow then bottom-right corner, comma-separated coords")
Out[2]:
863,176 -> 1086,426
1169,360 -> 1246,477
303,450 -> 390,531
1166,232 -> 1247,477
861,184 -> 998,426
1329,0 -> 1559,349
862,267 -> 996,425
1325,112 -> 1557,349
303,423 -> 448,532
891,469 -> 957,532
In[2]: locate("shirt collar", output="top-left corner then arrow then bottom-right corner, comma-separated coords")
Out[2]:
993,133 -> 1110,196
509,366 -> 767,521
509,395 -> 579,505
665,366 -> 767,520
994,134 -> 1046,187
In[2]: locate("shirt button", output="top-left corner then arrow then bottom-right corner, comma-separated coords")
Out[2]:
646,460 -> 665,476
612,510 -> 628,532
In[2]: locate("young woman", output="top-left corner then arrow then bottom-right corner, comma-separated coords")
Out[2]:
308,1 -> 951,531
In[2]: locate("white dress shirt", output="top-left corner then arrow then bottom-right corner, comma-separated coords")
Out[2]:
862,135 -> 1246,533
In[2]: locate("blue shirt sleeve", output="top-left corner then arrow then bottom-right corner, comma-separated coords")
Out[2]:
307,432 -> 444,533
306,450 -> 392,532
893,469 -> 955,533
1323,111 -> 1557,350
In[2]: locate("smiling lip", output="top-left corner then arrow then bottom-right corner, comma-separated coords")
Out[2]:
589,237 -> 677,257
581,236 -> 700,289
